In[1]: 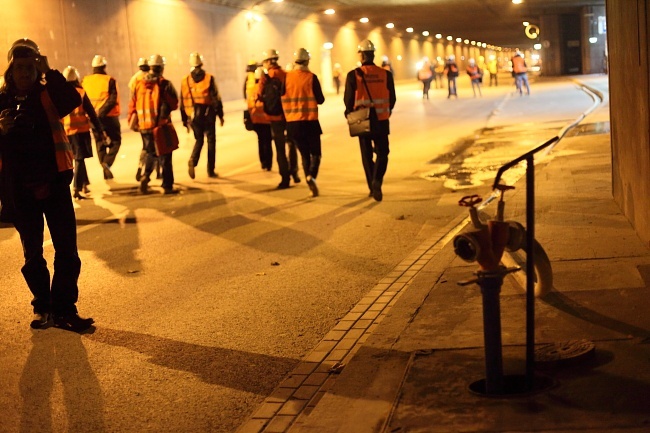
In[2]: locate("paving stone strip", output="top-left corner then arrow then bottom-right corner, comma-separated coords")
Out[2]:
236,214 -> 470,433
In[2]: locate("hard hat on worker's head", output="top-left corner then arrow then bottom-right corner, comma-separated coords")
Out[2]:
149,54 -> 165,67
294,48 -> 310,64
189,52 -> 203,68
91,55 -> 107,68
448,54 -> 455,61
137,57 -> 148,67
246,59 -> 258,73
7,38 -> 40,63
515,49 -> 523,57
357,39 -> 375,53
262,49 -> 280,62
62,65 -> 80,82
469,58 -> 476,65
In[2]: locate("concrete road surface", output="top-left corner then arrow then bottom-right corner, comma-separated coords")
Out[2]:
0,75 -> 598,433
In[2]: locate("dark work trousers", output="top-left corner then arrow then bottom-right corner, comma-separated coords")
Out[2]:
288,124 -> 321,179
254,123 -> 273,169
189,114 -> 217,175
69,132 -> 93,192
447,77 -> 458,97
95,116 -> 122,168
359,134 -> 390,193
490,73 -> 498,86
422,78 -> 432,99
73,158 -> 89,192
270,120 -> 298,183
141,132 -> 174,190
13,181 -> 81,316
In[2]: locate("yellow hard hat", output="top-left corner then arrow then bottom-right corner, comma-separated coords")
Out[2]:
294,48 -> 310,63
189,52 -> 203,67
262,49 -> 279,61
357,39 -> 376,53
149,54 -> 165,67
7,38 -> 40,63
137,57 -> 148,67
91,54 -> 107,67
62,65 -> 80,82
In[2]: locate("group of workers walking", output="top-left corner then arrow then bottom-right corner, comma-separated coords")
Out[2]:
0,37 -> 396,333
417,52 -> 529,99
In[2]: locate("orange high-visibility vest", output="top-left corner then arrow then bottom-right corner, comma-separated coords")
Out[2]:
281,69 -> 318,122
133,78 -> 161,130
354,65 -> 391,121
512,56 -> 527,74
246,72 -> 270,124
82,74 -> 120,117
181,72 -> 213,119
41,90 -> 74,172
63,87 -> 91,135
467,65 -> 481,80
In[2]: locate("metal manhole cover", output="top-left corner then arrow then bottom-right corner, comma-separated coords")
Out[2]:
535,339 -> 595,364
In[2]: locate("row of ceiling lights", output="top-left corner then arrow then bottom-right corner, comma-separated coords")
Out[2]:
319,9 -> 501,51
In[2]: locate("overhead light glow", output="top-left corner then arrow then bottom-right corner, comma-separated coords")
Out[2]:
447,35 -> 453,41
323,42 -> 334,49
482,43 -> 487,48
512,0 -> 523,4
589,36 -> 598,43
397,55 -> 402,60
471,41 -> 476,45
464,39 -> 469,44
359,17 -> 369,23
422,31 -> 430,36
324,9 -> 335,15
435,33 -> 442,39
271,0 -> 283,2
386,22 -> 395,29
456,37 -> 462,42
523,21 -> 529,26
534,43 -> 542,49
406,27 -> 413,33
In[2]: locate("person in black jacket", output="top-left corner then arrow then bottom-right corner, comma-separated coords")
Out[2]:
0,39 -> 94,333
444,55 -> 459,99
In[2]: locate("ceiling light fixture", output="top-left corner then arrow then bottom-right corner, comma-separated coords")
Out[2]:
422,31 -> 430,36
406,27 -> 413,33
359,17 -> 369,23
435,33 -> 442,39
512,0 -> 523,4
324,9 -> 335,15
447,35 -> 453,41
386,22 -> 395,29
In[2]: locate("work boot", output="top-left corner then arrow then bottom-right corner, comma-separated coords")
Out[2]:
306,176 -> 319,197
277,177 -> 290,189
207,171 -> 218,178
188,160 -> 195,179
139,178 -> 150,194
30,312 -> 50,329
292,172 -> 301,184
372,182 -> 383,202
53,313 -> 94,333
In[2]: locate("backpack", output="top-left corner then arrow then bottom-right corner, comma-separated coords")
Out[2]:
261,73 -> 284,116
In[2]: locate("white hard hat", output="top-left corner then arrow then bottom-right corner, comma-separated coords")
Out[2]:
137,57 -> 148,67
294,48 -> 310,63
91,54 -> 107,68
262,49 -> 279,61
149,54 -> 165,67
448,54 -> 455,61
7,38 -> 40,63
469,58 -> 476,64
189,52 -> 203,67
357,39 -> 376,53
62,65 -> 80,82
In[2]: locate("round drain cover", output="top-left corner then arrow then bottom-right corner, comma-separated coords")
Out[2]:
535,339 -> 595,364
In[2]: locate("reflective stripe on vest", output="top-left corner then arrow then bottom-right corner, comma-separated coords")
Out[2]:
41,90 -> 74,172
281,70 -> 318,122
134,79 -> 161,130
355,65 -> 390,121
246,72 -> 270,124
82,74 -> 120,117
181,73 -> 213,119
512,56 -> 527,74
64,87 -> 91,135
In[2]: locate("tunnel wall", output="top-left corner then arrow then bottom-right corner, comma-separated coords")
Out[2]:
0,0 -> 493,107
607,0 -> 650,246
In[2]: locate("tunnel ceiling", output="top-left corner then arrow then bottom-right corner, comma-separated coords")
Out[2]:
223,0 -> 606,48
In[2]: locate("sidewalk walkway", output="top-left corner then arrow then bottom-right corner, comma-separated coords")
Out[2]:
285,76 -> 650,432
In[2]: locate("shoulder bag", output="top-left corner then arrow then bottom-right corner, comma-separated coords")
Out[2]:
346,68 -> 378,137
